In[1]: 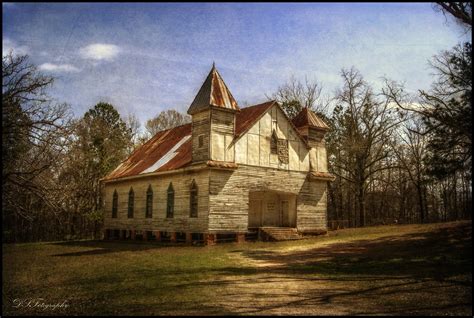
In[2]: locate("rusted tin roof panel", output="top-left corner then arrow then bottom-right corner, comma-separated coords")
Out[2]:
292,108 -> 330,131
156,137 -> 192,172
210,67 -> 239,110
187,65 -> 240,115
140,135 -> 191,174
103,123 -> 192,180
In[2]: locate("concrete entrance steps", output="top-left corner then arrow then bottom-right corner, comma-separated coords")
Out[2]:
259,227 -> 302,241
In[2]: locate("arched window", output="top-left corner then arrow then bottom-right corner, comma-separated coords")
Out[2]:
271,130 -> 278,154
128,187 -> 134,218
146,185 -> 153,218
190,179 -> 198,218
112,190 -> 118,218
166,183 -> 174,218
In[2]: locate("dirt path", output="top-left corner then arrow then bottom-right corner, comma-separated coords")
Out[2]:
206,222 -> 472,315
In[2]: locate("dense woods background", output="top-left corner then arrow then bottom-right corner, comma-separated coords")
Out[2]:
2,3 -> 471,242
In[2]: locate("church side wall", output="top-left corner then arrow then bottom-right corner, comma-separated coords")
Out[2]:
103,169 -> 209,233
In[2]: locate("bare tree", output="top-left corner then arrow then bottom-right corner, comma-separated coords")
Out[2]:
2,52 -> 73,241
390,118 -> 429,223
435,2 -> 472,29
383,42 -> 471,177
328,67 -> 404,227
125,112 -> 142,153
267,76 -> 329,118
145,109 -> 190,138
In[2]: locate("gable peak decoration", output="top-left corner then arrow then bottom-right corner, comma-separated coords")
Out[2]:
187,64 -> 240,115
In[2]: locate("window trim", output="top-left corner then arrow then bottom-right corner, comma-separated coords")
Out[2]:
128,187 -> 134,218
112,190 -> 118,218
190,179 -> 198,218
166,183 -> 174,218
146,185 -> 153,218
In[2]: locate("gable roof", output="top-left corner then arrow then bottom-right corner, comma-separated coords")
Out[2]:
187,65 -> 240,115
292,107 -> 330,131
235,100 -> 276,137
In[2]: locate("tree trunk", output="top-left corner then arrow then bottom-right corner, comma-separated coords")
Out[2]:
357,182 -> 366,227
416,183 -> 425,223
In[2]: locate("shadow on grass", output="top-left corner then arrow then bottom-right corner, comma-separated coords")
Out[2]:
239,221 -> 472,278
7,222 -> 471,315
51,239 -> 183,257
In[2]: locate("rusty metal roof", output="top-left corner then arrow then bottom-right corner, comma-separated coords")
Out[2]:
235,100 -> 276,137
103,123 -> 193,181
187,64 -> 240,115
292,108 -> 330,131
104,101 -> 325,181
103,102 -> 272,181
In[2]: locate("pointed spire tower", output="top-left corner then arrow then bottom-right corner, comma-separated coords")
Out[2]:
188,64 -> 240,163
187,64 -> 240,115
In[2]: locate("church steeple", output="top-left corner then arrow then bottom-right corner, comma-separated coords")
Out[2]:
187,64 -> 240,115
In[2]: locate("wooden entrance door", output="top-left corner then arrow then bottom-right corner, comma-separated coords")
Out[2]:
248,198 -> 262,227
281,200 -> 289,227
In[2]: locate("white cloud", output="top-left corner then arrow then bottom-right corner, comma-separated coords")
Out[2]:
39,63 -> 80,72
2,38 -> 28,56
79,43 -> 120,61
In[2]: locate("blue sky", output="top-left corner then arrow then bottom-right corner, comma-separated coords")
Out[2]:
2,3 -> 470,125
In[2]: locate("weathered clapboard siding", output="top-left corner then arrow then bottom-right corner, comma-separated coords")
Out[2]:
234,105 -> 310,172
208,165 -> 327,233
307,128 -> 329,172
297,178 -> 328,231
210,109 -> 235,162
103,169 -> 209,232
191,110 -> 210,162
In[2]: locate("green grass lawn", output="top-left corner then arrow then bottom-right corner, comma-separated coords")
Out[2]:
2,221 -> 472,315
